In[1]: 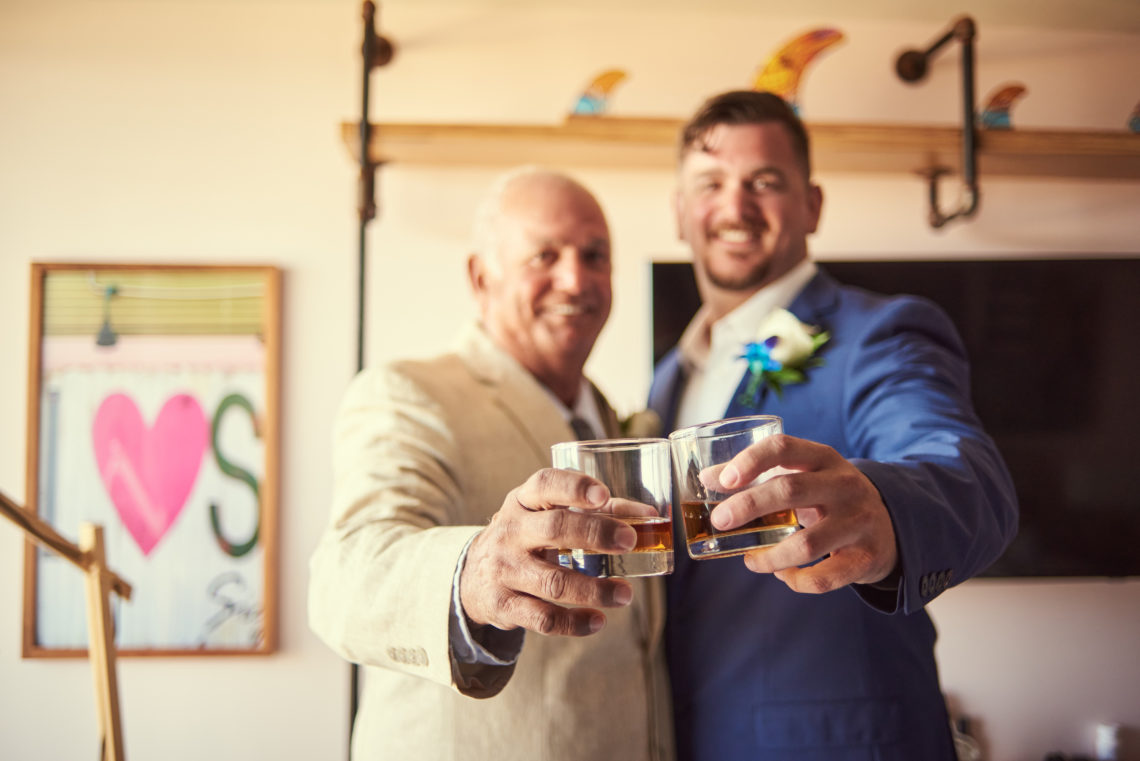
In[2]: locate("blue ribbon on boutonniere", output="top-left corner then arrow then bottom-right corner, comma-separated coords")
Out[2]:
737,308 -> 830,406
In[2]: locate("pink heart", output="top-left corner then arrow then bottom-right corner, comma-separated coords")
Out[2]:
92,393 -> 208,556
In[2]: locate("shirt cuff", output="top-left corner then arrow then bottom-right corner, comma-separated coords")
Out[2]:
449,531 -> 525,665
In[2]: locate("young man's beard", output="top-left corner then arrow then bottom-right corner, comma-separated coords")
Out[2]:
703,258 -> 771,292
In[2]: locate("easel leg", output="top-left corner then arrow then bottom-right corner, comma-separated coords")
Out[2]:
80,523 -> 125,761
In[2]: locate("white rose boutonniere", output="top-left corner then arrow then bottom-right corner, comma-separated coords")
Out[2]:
737,308 -> 830,406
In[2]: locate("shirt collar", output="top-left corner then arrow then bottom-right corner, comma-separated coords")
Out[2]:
679,258 -> 818,371
539,377 -> 603,429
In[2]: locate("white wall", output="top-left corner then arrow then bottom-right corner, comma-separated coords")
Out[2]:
2,2 -> 1138,760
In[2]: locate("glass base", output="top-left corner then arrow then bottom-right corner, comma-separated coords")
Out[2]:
556,549 -> 673,578
687,524 -> 799,560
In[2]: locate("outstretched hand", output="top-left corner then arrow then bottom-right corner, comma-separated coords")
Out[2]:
710,434 -> 899,594
460,468 -> 637,637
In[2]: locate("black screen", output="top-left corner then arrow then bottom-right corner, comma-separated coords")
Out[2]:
651,258 -> 1140,578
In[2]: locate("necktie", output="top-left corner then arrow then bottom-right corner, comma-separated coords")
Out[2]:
569,415 -> 598,441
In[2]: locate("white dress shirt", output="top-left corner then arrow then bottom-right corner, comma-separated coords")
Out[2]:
543,376 -> 607,441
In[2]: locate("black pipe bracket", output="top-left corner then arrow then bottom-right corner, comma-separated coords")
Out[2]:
895,16 -> 980,229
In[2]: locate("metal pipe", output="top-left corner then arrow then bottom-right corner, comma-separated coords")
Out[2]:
348,3 -> 395,749
895,16 -> 980,228
351,1 -> 376,749
959,22 -> 977,191
357,1 -> 376,375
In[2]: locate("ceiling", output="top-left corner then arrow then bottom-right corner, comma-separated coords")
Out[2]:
383,0 -> 1140,35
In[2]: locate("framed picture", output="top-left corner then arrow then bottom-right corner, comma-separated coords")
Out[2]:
23,263 -> 281,656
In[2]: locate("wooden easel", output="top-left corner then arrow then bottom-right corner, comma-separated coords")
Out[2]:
1,489 -> 132,761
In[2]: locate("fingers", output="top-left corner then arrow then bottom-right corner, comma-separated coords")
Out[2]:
748,519 -> 896,588
697,462 -> 729,492
754,543 -> 889,594
461,533 -> 634,634
512,549 -> 634,609
714,444 -> 899,591
481,567 -> 634,636
605,496 -> 660,519
491,593 -> 608,636
513,468 -> 611,513
521,505 -> 637,556
510,469 -> 638,554
733,492 -> 897,591
739,524 -> 807,575
739,524 -> 853,582
716,434 -> 826,490
710,456 -> 870,534
710,467 -> 821,532
770,561 -> 851,595
459,468 -> 642,636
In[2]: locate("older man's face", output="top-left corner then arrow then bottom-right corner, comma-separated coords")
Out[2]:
473,177 -> 612,393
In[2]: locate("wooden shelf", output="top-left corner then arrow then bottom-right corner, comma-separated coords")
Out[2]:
341,115 -> 1140,180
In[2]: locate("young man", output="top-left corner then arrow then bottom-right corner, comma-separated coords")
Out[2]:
651,91 -> 1018,760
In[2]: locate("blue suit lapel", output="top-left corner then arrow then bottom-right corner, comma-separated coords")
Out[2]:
786,268 -> 842,330
724,364 -> 768,417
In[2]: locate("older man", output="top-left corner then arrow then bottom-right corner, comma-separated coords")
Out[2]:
309,168 -> 672,761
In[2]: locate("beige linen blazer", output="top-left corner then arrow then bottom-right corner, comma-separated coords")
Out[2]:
309,322 -> 673,761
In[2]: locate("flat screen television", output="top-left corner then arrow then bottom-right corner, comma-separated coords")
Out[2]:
651,258 -> 1140,578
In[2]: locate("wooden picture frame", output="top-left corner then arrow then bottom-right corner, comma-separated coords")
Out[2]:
23,263 -> 281,657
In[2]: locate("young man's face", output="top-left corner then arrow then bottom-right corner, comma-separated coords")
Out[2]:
675,122 -> 822,299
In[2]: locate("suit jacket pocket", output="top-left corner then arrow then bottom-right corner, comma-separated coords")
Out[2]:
754,698 -> 902,748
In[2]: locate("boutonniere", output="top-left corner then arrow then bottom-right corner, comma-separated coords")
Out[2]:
737,308 -> 830,404
620,409 -> 663,438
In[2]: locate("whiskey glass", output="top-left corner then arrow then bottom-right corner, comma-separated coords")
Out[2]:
551,438 -> 673,577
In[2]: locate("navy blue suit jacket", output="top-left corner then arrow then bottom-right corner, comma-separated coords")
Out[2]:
649,269 -> 1018,761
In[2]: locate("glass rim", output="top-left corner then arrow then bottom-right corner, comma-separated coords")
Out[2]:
551,437 -> 670,454
667,414 -> 782,442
